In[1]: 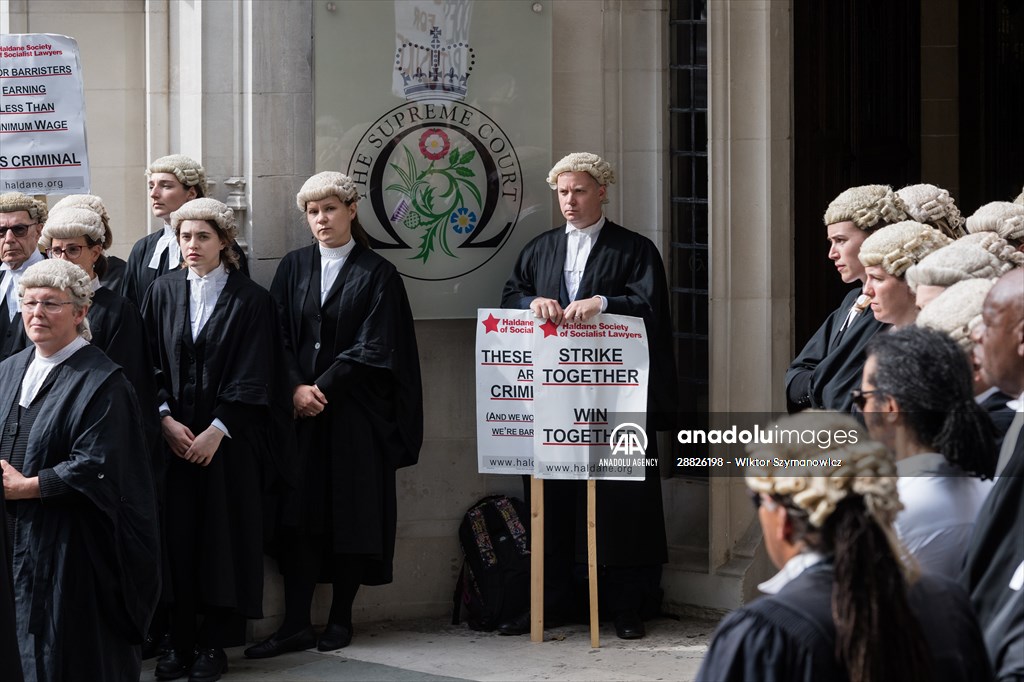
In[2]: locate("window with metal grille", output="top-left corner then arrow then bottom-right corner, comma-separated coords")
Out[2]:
669,0 -> 709,450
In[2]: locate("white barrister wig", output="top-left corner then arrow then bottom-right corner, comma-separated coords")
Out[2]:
858,221 -> 952,277
295,171 -> 360,210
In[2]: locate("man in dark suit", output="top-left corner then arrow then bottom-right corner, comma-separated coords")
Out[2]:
962,267 -> 1024,680
0,193 -> 46,361
501,152 -> 677,639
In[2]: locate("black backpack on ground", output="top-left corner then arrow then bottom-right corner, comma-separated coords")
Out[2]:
451,495 -> 530,631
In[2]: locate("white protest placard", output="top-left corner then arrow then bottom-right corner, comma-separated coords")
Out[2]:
532,314 -> 650,481
475,309 -> 536,474
0,34 -> 90,194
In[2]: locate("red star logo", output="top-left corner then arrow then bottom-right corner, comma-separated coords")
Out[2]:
482,313 -> 501,333
540,320 -> 559,338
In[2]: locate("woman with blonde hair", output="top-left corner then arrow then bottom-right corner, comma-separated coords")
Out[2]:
246,172 -> 422,658
697,411 -> 991,682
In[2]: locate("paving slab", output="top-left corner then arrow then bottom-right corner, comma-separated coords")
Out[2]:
141,615 -> 717,681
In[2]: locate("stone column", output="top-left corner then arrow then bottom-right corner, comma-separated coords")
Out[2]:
151,0 -> 314,286
706,0 -> 793,601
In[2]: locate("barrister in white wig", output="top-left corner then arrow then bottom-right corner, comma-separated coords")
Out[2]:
142,198 -> 290,681
916,278 -> 1017,447
857,220 -> 951,328
48,193 -> 128,291
786,185 -> 909,412
905,231 -> 1023,309
122,154 -> 250,307
1,259 -> 160,681
248,172 -> 422,658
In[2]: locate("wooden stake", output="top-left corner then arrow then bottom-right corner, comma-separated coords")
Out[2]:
587,478 -> 599,649
530,476 -> 544,642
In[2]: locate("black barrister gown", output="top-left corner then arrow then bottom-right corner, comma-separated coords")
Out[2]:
0,344 -> 161,682
88,285 -> 163,479
785,287 -> 889,413
0,482 -> 23,682
978,389 -> 1016,451
100,254 -> 127,293
501,221 -> 679,568
141,268 -> 280,618
962,427 -> 1024,680
0,271 -> 31,362
122,230 -> 249,307
270,243 -> 423,585
697,564 -> 993,682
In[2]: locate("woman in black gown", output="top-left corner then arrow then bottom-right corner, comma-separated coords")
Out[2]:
41,204 -> 161,475
143,198 -> 284,682
696,411 -> 992,682
246,172 -> 422,658
49,194 -> 129,291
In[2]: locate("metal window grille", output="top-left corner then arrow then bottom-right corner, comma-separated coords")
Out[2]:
669,0 -> 709,429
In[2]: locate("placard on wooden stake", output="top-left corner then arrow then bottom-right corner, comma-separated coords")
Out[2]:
529,476 -> 602,648
587,478 -> 599,648
530,476 -> 544,643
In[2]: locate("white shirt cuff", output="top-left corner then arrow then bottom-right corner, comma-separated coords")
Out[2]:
211,418 -> 231,438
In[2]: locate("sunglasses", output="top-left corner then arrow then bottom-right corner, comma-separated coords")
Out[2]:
850,388 -> 882,411
0,224 -> 36,238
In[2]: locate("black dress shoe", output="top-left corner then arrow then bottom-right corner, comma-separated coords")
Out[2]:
614,610 -> 646,640
189,648 -> 227,682
243,627 -> 317,659
317,623 -> 353,651
496,611 -> 530,636
143,632 -> 173,660
154,649 -> 196,681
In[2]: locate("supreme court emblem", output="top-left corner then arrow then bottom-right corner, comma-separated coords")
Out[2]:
347,27 -> 524,281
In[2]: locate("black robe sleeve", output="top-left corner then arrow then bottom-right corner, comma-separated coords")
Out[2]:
269,247 -> 310,391
317,249 -> 423,469
962,429 -> 1024,680
88,287 -> 163,479
501,223 -> 678,428
785,288 -> 889,413
500,229 -> 563,309
0,485 -> 21,682
696,605 -> 832,682
785,288 -> 857,411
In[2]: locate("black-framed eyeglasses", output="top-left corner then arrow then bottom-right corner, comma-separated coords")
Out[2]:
46,245 -> 85,259
21,299 -> 74,314
850,388 -> 881,410
0,223 -> 36,238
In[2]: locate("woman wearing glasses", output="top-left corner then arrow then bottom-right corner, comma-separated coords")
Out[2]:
858,325 -> 995,579
49,193 -> 131,291
41,205 -> 161,457
697,411 -> 992,682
